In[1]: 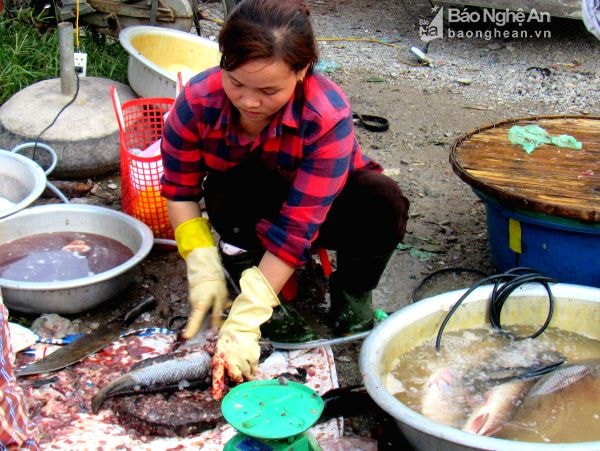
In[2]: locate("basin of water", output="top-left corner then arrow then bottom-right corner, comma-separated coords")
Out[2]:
360,283 -> 600,451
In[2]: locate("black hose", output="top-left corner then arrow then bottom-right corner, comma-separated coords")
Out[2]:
435,267 -> 557,352
30,71 -> 80,165
412,266 -> 490,303
488,268 -> 556,339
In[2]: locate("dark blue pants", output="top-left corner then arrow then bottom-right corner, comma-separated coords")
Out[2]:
203,155 -> 409,293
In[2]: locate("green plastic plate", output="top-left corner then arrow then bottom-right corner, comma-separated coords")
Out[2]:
221,379 -> 324,440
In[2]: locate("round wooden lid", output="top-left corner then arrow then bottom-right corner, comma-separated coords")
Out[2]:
450,115 -> 600,223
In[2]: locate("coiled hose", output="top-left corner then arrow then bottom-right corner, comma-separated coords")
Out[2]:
434,267 -> 556,351
11,142 -> 70,204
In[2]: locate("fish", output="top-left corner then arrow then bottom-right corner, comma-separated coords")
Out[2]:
527,359 -> 600,398
461,355 -> 571,436
462,378 -> 535,436
91,321 -> 217,415
61,239 -> 91,254
421,351 -> 566,429
503,360 -> 600,443
91,349 -> 212,414
421,366 -> 469,428
91,344 -> 301,438
91,337 -> 275,415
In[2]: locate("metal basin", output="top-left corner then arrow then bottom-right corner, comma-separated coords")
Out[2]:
0,204 -> 154,314
360,283 -> 600,451
119,25 -> 221,98
0,149 -> 47,219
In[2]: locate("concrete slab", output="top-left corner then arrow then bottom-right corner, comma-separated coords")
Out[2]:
0,77 -> 137,179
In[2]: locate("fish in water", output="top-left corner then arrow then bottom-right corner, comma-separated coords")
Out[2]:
527,359 -> 600,398
421,366 -> 469,428
502,359 -> 600,443
421,350 -> 565,430
462,378 -> 535,436
461,355 -> 574,436
91,349 -> 212,414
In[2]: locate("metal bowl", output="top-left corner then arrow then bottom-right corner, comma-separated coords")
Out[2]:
359,283 -> 600,451
0,149 -> 47,219
0,204 -> 154,314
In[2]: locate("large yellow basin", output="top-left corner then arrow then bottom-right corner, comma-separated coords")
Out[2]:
119,26 -> 221,98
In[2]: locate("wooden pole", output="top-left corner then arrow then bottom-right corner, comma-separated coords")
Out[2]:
58,22 -> 77,97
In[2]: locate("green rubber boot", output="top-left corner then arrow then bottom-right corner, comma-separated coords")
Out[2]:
329,272 -> 374,335
260,302 -> 318,343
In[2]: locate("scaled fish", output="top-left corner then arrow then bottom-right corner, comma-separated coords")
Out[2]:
527,359 -> 600,398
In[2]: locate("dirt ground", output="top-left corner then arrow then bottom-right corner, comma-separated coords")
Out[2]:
10,0 -> 600,448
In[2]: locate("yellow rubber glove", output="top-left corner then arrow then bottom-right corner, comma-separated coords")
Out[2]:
175,218 -> 229,338
211,267 -> 280,400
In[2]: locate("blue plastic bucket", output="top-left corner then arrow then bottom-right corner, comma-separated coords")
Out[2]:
475,189 -> 600,287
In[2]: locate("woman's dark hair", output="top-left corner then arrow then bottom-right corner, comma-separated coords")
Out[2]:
218,0 -> 318,73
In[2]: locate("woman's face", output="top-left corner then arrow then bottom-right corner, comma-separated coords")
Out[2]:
222,58 -> 307,129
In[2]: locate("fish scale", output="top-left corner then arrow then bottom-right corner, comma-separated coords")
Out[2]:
131,353 -> 212,385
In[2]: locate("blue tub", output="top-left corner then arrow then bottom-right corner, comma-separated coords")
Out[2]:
475,190 -> 600,288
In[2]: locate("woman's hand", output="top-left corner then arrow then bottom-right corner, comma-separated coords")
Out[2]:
211,266 -> 280,400
183,246 -> 229,337
173,213 -> 229,338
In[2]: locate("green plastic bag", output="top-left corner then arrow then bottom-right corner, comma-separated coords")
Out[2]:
508,125 -> 582,154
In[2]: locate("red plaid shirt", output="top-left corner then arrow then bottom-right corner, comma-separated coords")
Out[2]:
0,301 -> 39,451
161,67 -> 382,267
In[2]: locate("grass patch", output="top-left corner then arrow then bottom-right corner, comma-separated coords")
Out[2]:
0,10 -> 128,105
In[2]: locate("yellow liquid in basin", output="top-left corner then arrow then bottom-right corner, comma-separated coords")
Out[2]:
131,34 -> 220,81
386,326 -> 600,443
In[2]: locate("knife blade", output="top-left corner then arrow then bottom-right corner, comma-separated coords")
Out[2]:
15,295 -> 157,377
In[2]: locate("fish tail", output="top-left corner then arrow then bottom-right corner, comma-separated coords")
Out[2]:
91,375 -> 136,414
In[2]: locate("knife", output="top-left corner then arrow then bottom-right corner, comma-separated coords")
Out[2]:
15,295 -> 157,377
